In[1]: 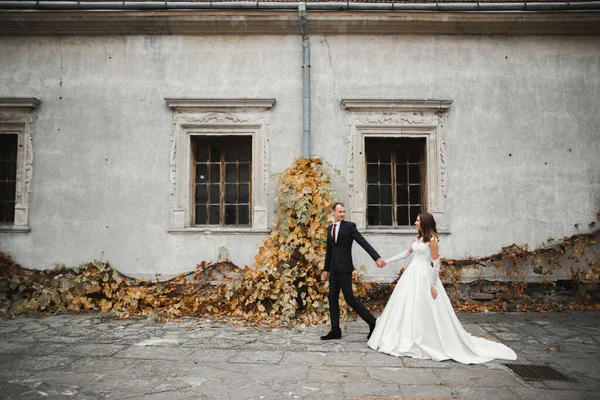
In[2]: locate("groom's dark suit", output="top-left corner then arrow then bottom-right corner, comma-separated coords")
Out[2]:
324,220 -> 379,330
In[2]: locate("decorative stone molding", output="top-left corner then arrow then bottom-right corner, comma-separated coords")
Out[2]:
341,99 -> 451,231
165,98 -> 275,232
0,97 -> 40,233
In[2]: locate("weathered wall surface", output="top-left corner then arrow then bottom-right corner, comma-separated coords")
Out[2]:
1,34 -> 598,281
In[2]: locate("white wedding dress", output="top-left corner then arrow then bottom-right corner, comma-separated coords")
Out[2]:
368,238 -> 517,364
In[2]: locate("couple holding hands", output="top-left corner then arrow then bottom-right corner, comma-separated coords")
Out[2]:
321,202 -> 516,365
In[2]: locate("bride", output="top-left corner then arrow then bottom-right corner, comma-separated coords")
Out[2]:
368,213 -> 517,364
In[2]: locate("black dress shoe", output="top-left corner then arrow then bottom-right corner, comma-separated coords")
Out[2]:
367,319 -> 377,340
320,328 -> 342,340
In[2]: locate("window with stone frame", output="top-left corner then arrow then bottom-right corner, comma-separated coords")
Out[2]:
342,99 -> 451,232
0,133 -> 18,223
165,98 -> 273,233
192,136 -> 252,226
0,97 -> 39,232
366,137 -> 426,227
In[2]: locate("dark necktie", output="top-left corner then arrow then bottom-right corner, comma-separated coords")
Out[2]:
332,223 -> 337,243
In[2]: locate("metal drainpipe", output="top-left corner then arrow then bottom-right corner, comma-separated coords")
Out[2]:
298,3 -> 311,159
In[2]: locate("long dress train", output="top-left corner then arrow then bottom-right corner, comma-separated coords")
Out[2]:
368,239 -> 517,364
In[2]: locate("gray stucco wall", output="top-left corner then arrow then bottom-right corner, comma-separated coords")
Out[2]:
1,34 -> 598,281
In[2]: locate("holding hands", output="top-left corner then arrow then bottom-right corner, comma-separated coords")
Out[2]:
375,258 -> 386,268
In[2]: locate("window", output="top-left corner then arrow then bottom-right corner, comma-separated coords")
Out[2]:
342,99 -> 451,231
0,97 -> 40,232
0,134 -> 18,223
366,137 -> 426,227
165,98 -> 274,232
193,136 -> 252,226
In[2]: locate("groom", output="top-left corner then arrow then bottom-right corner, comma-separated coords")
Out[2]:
321,202 -> 386,340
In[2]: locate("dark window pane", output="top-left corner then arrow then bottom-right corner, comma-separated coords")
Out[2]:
195,184 -> 208,203
0,182 -> 7,197
397,206 -> 409,226
409,185 -> 421,204
226,144 -> 239,162
195,205 -> 207,225
379,149 -> 391,163
210,144 -> 221,162
195,164 -> 208,183
380,185 -> 392,204
409,164 -> 421,184
366,164 -> 379,183
380,206 -> 392,226
367,206 -> 380,226
209,205 -> 220,225
366,151 -> 379,163
196,146 -> 209,162
239,184 -> 249,203
410,206 -> 422,224
396,165 -> 408,184
239,143 -> 251,161
210,164 -> 220,183
238,205 -> 249,225
0,203 -> 14,223
379,164 -> 392,184
225,205 -> 236,225
395,145 -> 408,163
408,148 -> 421,163
225,164 -> 237,182
397,185 -> 408,204
225,184 -> 237,203
239,164 -> 250,182
367,185 -> 379,204
209,184 -> 220,203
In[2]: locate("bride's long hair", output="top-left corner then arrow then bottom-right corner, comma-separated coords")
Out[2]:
417,212 -> 438,243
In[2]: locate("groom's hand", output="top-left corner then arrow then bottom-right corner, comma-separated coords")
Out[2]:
375,258 -> 386,268
322,271 -> 328,281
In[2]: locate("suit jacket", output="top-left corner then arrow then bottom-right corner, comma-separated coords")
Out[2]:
324,220 -> 381,274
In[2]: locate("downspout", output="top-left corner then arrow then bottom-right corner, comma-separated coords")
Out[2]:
298,3 -> 311,159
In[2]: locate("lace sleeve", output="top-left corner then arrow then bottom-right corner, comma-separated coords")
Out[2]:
385,250 -> 410,264
431,258 -> 440,287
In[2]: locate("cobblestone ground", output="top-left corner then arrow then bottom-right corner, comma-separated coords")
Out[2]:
0,311 -> 598,399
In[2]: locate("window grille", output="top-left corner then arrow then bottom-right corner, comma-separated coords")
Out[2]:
192,136 -> 252,226
366,137 -> 426,227
0,133 -> 18,223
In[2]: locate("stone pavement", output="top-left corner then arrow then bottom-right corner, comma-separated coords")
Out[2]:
0,311 -> 598,400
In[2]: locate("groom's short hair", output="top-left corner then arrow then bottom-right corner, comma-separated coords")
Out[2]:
332,202 -> 345,211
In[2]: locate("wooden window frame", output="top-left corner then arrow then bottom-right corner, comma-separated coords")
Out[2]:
365,137 -> 427,227
191,136 -> 252,227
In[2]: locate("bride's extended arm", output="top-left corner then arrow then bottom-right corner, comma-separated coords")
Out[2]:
384,242 -> 414,264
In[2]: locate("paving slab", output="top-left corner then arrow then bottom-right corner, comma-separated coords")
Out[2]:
0,311 -> 598,399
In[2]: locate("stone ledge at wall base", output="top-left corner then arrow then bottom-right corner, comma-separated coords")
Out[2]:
454,280 -> 600,304
367,279 -> 600,308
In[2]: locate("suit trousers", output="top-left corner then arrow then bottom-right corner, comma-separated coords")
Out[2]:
328,271 -> 376,329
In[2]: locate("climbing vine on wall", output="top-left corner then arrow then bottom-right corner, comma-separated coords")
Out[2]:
208,157 -> 372,325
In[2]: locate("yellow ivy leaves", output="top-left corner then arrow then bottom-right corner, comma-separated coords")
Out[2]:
1,158 -> 598,323
210,157 -> 372,326
0,157 -> 374,326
